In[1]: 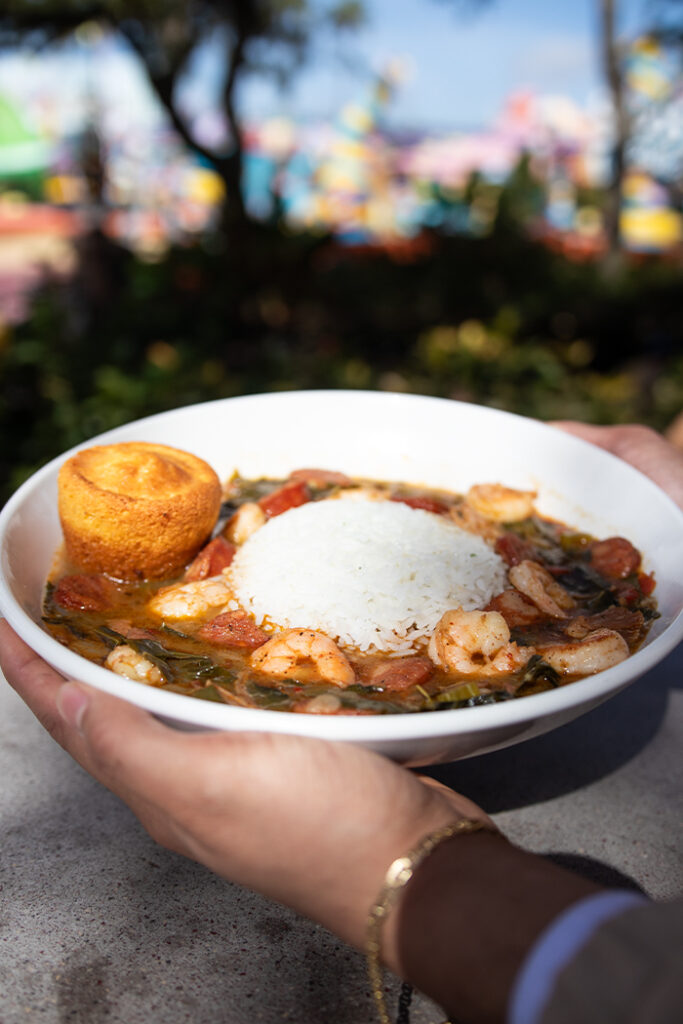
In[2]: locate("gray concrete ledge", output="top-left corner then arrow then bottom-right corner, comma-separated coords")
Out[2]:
2,642 -> 682,1023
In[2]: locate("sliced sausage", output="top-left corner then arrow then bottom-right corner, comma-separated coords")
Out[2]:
197,610 -> 270,649
53,574 -> 117,612
184,536 -> 236,581
391,495 -> 449,515
258,481 -> 310,518
590,537 -> 641,579
367,656 -> 434,693
494,533 -> 536,567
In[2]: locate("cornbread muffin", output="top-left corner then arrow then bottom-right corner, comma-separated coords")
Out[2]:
58,442 -> 222,580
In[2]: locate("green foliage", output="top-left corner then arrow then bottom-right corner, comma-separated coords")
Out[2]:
1,214 -> 682,504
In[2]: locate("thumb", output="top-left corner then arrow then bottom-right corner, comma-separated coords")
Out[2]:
55,680 -> 189,803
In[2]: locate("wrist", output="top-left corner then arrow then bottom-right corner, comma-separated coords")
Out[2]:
374,815 -> 497,974
393,829 -> 602,1023
269,767 -> 475,956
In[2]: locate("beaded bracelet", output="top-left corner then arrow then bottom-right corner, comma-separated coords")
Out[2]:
366,818 -> 499,1024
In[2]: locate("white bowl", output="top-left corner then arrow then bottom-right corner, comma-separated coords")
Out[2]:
2,390 -> 683,766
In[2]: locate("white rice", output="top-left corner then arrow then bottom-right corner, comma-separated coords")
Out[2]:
228,498 -> 507,655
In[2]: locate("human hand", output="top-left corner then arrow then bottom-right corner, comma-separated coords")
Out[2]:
552,421 -> 683,511
0,619 -> 489,971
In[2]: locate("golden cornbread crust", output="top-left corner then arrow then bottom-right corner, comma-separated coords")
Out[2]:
58,442 -> 222,580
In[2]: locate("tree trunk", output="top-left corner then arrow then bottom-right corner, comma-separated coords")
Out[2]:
600,0 -> 629,264
119,20 -> 250,243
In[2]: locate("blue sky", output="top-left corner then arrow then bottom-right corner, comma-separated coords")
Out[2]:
0,0 -> 654,139
236,0 -> 650,130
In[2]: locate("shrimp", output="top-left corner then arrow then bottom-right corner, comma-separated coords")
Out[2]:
449,502 -> 501,544
250,629 -> 355,687
536,629 -> 629,676
428,608 -> 531,677
508,560 -> 575,619
105,644 -> 165,686
224,502 -> 266,545
330,486 -> 387,503
465,483 -> 537,523
147,576 -> 233,621
298,693 -> 343,714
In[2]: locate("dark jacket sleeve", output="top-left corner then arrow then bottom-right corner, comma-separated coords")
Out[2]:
540,899 -> 683,1024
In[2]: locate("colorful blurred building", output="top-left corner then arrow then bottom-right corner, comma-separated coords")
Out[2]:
0,33 -> 680,262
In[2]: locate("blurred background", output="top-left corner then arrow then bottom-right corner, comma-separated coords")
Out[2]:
0,0 -> 682,504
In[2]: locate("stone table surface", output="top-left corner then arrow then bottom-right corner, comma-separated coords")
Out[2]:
1,644 -> 682,1024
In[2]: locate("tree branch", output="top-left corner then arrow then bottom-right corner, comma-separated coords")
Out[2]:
222,27 -> 248,152
0,5 -> 111,44
117,21 -> 231,175
600,0 -> 630,259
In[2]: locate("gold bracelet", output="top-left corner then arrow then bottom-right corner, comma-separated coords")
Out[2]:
366,818 -> 498,1024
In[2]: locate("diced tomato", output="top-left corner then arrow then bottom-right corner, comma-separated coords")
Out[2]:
368,657 -> 434,693
590,537 -> 641,580
611,581 -> 641,607
494,533 -> 535,567
391,495 -> 449,515
289,468 -> 352,487
638,572 -> 656,596
53,574 -> 117,612
184,536 -> 236,581
197,611 -> 270,649
258,480 -> 310,518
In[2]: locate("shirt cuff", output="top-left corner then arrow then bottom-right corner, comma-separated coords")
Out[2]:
508,889 -> 649,1024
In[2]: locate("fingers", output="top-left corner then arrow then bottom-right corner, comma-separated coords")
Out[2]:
55,681 -> 203,856
551,420 -> 655,450
0,621 -> 496,956
57,680 -> 195,801
551,422 -> 683,510
0,618 -> 69,742
0,620 -> 193,808
0,622 -> 178,848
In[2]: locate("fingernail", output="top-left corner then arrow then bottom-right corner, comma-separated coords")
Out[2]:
57,682 -> 90,733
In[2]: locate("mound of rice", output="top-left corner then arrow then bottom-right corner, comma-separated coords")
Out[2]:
228,499 -> 507,655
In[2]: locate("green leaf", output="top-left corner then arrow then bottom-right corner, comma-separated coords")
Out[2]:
435,681 -> 481,704
515,654 -> 560,696
245,681 -> 292,708
194,685 -> 227,703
